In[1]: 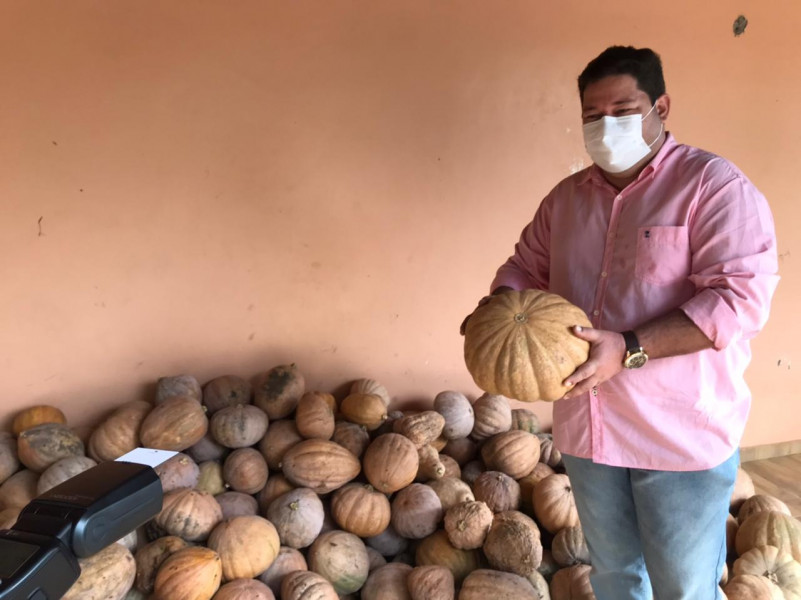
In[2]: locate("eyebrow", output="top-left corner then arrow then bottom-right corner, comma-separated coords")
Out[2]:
582,97 -> 640,112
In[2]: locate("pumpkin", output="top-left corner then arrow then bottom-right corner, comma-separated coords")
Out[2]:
407,565 -> 455,600
0,432 -> 20,485
331,482 -> 391,538
140,395 -> 208,452
154,452 -> 200,493
365,524 -> 409,557
258,546 -> 308,597
538,549 -> 561,583
153,546 -> 222,600
187,432 -> 229,463
738,494 -> 792,525
736,511 -> 801,562
212,578 -> 275,600
340,393 -> 388,431
519,464 -> 556,514
350,378 -> 391,407
62,542 -> 136,600
416,444 -> 446,481
156,374 -> 202,403
295,391 -> 336,440
395,411 -> 446,448
366,546 -> 388,571
552,526 -> 590,567
134,536 -> 190,594
88,400 -> 152,462
443,500 -> 493,550
361,563 -> 413,600
438,453 -> 461,479
215,491 -> 258,520
281,570 -> 338,600
511,408 -> 542,434
461,460 -> 486,486
463,289 -> 592,402
207,515 -> 280,580
12,404 -> 67,435
427,477 -> 475,512
433,390 -> 474,440
727,513 -> 739,556
259,419 -> 304,470
730,468 -> 757,515
308,529 -> 370,595
17,423 -> 84,472
733,545 -> 801,598
202,375 -> 253,415
724,574 -> 784,600
460,569 -> 541,599
222,447 -> 269,494
37,455 -> 97,494
472,471 -> 521,513
267,487 -> 325,549
391,483 -> 444,540
469,393 -> 512,442
533,473 -> 580,534
550,564 -> 595,599
415,530 -> 481,585
257,473 -> 296,514
210,404 -> 269,449
481,430 -> 541,479
537,433 -> 564,469
441,437 -> 478,467
0,468 -> 38,509
156,488 -> 223,542
281,439 -> 361,494
253,363 -> 305,420
362,433 -> 419,494
483,511 -> 543,578
197,460 -> 227,495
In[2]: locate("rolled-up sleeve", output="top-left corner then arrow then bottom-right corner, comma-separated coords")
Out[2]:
681,172 -> 779,349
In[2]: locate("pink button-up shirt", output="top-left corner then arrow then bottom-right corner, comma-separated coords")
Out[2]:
491,134 -> 779,471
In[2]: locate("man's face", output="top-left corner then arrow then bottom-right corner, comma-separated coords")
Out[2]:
580,74 -> 665,144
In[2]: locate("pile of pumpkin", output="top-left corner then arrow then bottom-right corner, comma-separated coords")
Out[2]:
1,365 -> 799,600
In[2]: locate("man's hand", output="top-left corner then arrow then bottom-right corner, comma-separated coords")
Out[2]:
459,295 -> 493,336
562,326 -> 626,399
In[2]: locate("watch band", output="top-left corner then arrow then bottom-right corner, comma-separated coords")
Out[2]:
622,330 -> 641,353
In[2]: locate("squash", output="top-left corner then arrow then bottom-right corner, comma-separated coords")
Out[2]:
207,515 -> 280,580
407,565 -> 455,600
140,396 -> 208,452
331,482 -> 391,538
416,445 -> 446,481
427,477 -> 475,512
737,511 -> 801,563
266,487 -> 325,549
37,455 -> 97,494
88,400 -> 152,462
723,574 -> 784,600
730,468 -> 757,515
415,530 -> 481,585
187,432 -> 229,463
463,289 -> 592,402
472,471 -> 521,513
308,530 -> 370,595
533,473 -> 580,534
295,391 -> 336,440
519,464 -> 556,514
210,404 -> 269,449
197,460 -> 227,495
350,378 -> 391,407
154,452 -> 200,493
550,564 -> 595,600
727,513 -> 739,556
17,423 -> 84,472
222,447 -> 269,494
361,563 -> 413,600
438,453 -> 461,479
433,390 -> 474,440
281,439 -> 361,494
460,569 -> 541,599
366,546 -> 388,571
552,526 -> 590,567
257,473 -> 296,514
331,421 -> 371,458
253,364 -> 305,420
362,433 -> 419,494
0,468 -> 38,509
281,570 -> 338,600
156,488 -> 223,542
0,432 -> 20,485
340,393 -> 388,431
481,430 -> 541,479
134,536 -> 190,594
483,511 -> 543,578
0,506 -> 20,529
62,542 -> 136,600
215,491 -> 258,520
395,411 -> 446,448
212,578 -> 275,600
153,546 -> 222,600
511,408 -> 542,434
156,374 -> 202,404
12,405 -> 67,435
469,394 -> 512,442
202,375 -> 253,415
391,483 -> 444,540
441,437 -> 478,467
733,545 -> 801,598
258,546 -> 308,597
461,460 -> 486,486
259,419 -> 304,470
365,524 -> 409,558
443,500 -> 493,550
738,495 -> 792,525
537,433 -> 564,469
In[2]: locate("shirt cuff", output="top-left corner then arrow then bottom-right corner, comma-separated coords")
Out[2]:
680,290 -> 738,350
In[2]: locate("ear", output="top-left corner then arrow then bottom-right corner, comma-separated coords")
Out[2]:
656,93 -> 671,121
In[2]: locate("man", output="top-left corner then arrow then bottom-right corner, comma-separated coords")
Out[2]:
464,46 -> 779,599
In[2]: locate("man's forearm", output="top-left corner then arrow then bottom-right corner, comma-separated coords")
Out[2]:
633,309 -> 714,360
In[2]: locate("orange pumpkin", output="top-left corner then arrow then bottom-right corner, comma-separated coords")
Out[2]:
532,473 -> 580,534
407,565 -> 455,600
330,482 -> 392,538
415,530 -> 481,586
281,439 -> 360,494
736,511 -> 801,563
444,500 -> 493,550
253,364 -> 305,420
135,536 -> 190,594
207,515 -> 280,581
460,569 -> 541,599
362,433 -> 419,494
550,564 -> 595,600
463,289 -> 592,402
153,546 -> 222,600
12,405 -> 67,435
156,488 -> 223,542
89,400 -> 153,462
140,396 -> 208,452
222,448 -> 268,494
280,570 -> 338,600
17,423 -> 84,472
201,375 -> 253,415
480,430 -> 541,479
211,578 -> 274,600
295,391 -> 336,440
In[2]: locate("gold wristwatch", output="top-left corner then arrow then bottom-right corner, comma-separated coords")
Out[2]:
622,330 -> 648,369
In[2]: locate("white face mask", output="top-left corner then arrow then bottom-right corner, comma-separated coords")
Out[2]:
582,104 -> 663,174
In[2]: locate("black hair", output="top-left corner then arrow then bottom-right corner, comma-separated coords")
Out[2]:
578,46 -> 666,104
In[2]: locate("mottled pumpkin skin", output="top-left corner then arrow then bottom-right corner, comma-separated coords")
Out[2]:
463,289 -> 592,402
17,423 -> 85,472
62,542 -> 136,600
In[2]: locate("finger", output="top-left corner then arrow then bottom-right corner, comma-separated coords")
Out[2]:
563,362 -> 597,388
459,314 -> 471,336
563,379 -> 596,399
570,324 -> 599,341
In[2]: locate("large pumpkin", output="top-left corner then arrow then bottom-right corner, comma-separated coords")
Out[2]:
736,511 -> 801,563
153,546 -> 222,600
207,515 -> 280,581
62,542 -> 136,600
463,289 -> 592,402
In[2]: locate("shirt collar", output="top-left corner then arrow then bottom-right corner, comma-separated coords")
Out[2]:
577,132 -> 678,187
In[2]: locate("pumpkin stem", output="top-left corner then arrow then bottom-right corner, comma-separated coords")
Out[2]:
290,501 -> 299,511
514,312 -> 528,323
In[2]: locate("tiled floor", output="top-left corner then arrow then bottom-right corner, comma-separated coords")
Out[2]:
741,453 -> 801,518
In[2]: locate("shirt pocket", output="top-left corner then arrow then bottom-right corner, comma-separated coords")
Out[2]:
634,225 -> 691,285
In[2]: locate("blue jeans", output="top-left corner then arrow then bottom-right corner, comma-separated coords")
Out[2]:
561,451 -> 739,600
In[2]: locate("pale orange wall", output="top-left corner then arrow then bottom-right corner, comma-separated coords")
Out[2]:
1,1 -> 798,447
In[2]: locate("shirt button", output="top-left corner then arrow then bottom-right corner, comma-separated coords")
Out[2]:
593,310 -> 600,316
601,271 -> 608,278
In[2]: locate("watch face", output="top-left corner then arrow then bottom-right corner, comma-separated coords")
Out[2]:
624,352 -> 648,369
